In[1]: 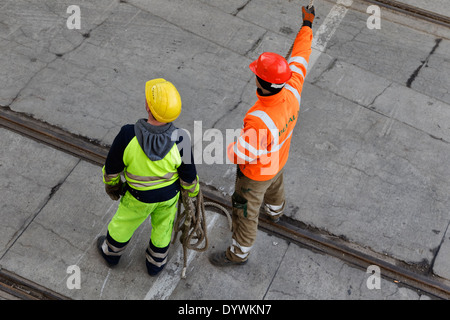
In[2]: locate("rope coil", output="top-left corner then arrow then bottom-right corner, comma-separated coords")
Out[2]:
173,188 -> 232,278
173,188 -> 207,278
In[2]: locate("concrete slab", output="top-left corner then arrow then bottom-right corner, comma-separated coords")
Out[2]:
0,131 -> 440,300
370,82 -> 450,142
7,1 -> 254,145
0,153 -> 429,300
410,38 -> 450,105
0,160 -> 120,299
127,0 -> 266,56
393,0 -> 450,18
433,227 -> 450,280
0,158 -> 190,300
168,221 -> 289,300
0,158 -> 184,300
284,82 -> 450,264
312,59 -> 390,107
142,214 -> 289,300
0,0 -> 119,106
0,153 -> 288,299
236,0 -> 335,47
265,243 -> 427,299
0,155 -> 287,299
197,0 -> 251,16
324,1 -> 450,105
1,0 -> 450,298
0,128 -> 79,258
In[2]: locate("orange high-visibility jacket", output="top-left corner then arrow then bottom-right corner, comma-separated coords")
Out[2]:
227,26 -> 313,181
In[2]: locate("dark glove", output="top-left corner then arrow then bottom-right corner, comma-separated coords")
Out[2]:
105,180 -> 123,201
302,5 -> 315,28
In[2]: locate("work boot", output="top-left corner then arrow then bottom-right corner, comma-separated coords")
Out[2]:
209,251 -> 247,267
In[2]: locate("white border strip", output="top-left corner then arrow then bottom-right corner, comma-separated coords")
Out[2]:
308,0 -> 353,69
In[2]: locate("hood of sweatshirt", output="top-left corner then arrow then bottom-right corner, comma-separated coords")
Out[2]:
134,118 -> 177,161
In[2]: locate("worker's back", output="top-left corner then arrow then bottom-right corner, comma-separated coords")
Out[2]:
227,26 -> 313,181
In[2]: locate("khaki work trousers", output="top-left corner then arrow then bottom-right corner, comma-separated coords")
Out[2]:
226,168 -> 285,263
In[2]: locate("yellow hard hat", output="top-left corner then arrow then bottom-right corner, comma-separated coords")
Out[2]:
145,78 -> 182,123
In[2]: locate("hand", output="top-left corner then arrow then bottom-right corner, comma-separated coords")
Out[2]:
302,5 -> 315,27
105,180 -> 123,201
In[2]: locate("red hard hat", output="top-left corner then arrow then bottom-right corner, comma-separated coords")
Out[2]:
249,52 -> 292,84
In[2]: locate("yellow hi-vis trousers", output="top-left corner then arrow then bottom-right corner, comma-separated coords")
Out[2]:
108,190 -> 180,248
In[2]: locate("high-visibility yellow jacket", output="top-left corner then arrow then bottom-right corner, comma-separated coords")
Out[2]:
227,26 -> 313,181
103,120 -> 199,203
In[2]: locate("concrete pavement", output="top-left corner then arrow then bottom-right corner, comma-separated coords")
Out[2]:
1,0 -> 450,300
0,128 -> 431,300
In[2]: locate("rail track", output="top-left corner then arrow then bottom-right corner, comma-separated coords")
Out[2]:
0,268 -> 69,300
1,0 -> 450,300
362,0 -> 450,28
2,104 -> 450,300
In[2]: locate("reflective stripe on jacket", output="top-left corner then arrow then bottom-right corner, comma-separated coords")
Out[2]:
103,124 -> 198,203
123,137 -> 181,191
227,26 -> 313,181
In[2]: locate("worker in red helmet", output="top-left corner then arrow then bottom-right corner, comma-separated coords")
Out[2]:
209,5 -> 315,266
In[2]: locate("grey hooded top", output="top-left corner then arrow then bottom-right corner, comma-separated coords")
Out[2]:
134,118 -> 177,161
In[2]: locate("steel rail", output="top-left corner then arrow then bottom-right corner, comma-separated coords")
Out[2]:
361,0 -> 450,28
0,106 -> 109,166
1,107 -> 450,299
204,190 -> 450,299
0,268 -> 69,300
0,0 -> 448,301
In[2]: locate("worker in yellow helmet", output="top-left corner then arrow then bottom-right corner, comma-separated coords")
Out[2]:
98,79 -> 199,276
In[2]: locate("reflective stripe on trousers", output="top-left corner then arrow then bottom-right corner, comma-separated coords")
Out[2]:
146,241 -> 170,275
99,231 -> 130,265
230,239 -> 253,260
264,201 -> 285,217
146,243 -> 169,267
102,237 -> 129,257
